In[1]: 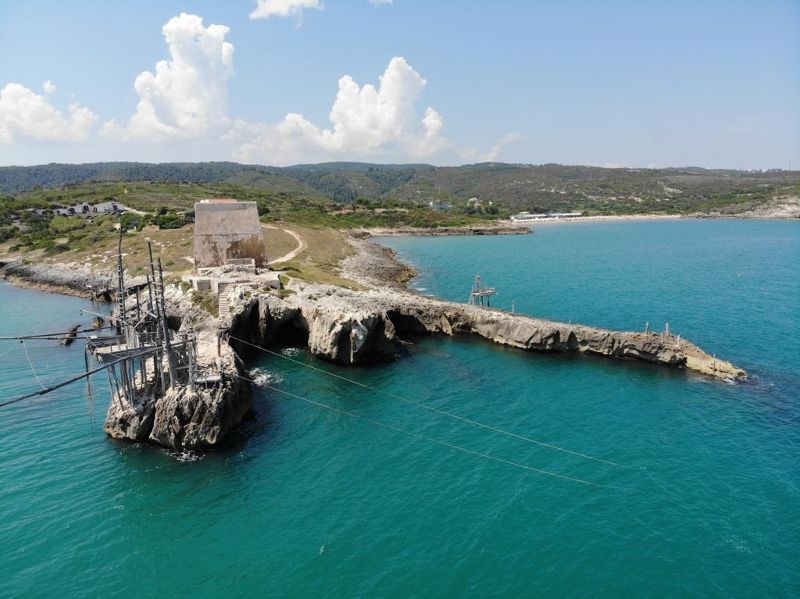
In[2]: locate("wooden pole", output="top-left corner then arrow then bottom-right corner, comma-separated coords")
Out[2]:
158,257 -> 176,388
116,227 -> 126,327
147,245 -> 165,391
187,334 -> 195,394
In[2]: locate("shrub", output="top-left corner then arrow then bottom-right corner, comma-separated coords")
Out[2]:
49,215 -> 85,234
156,213 -> 185,229
119,212 -> 145,232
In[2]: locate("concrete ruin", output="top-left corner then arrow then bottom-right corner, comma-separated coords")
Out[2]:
194,199 -> 268,269
188,199 -> 280,317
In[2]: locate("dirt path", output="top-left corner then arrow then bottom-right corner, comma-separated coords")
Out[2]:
264,225 -> 306,265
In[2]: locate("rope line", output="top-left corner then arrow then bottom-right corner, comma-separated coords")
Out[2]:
238,375 -> 603,487
0,335 -> 117,342
0,347 -> 157,409
0,325 -> 116,341
229,335 -> 620,467
21,339 -> 46,390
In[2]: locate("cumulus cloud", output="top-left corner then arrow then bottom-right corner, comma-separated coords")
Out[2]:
43,80 -> 56,94
368,0 -> 393,5
104,13 -> 234,141
249,0 -> 322,20
0,83 -> 97,143
235,56 -> 446,164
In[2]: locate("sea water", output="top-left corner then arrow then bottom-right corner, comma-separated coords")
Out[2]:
1,219 -> 798,596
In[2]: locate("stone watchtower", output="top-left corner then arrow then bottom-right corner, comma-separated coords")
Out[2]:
193,199 -> 267,269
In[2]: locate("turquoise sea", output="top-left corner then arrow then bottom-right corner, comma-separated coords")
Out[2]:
1,219 -> 798,597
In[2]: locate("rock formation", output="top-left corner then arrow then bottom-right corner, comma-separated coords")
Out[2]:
103,285 -> 253,450
0,259 -> 115,299
227,282 -> 746,381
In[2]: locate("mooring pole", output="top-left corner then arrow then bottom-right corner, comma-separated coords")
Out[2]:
116,227 -> 126,328
84,349 -> 94,426
187,334 -> 196,394
135,285 -> 141,330
147,244 -> 166,391
157,257 -> 177,388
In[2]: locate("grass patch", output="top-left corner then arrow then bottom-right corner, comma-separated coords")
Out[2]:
191,290 -> 218,315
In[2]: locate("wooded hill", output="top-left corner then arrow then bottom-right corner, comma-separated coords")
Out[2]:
2,161 -> 799,215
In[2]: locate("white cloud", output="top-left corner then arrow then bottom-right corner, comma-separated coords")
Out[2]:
250,0 -> 322,20
480,132 -> 523,161
105,13 -> 234,141
235,56 -> 446,164
459,132 -> 523,163
43,80 -> 56,94
0,83 -> 97,143
368,0 -> 393,5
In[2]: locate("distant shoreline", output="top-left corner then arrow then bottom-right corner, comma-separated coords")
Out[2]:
509,212 -> 799,225
352,223 -> 531,237
509,214 -> 684,226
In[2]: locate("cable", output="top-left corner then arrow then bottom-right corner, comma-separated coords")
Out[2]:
0,325 -> 116,341
0,335 -> 116,342
229,335 -> 621,467
21,339 -> 46,390
238,374 -> 603,487
0,346 -> 158,409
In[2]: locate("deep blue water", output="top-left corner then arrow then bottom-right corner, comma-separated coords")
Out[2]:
1,219 -> 798,597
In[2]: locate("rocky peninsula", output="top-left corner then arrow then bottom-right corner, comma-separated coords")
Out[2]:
1,227 -> 748,453
225,276 -> 745,382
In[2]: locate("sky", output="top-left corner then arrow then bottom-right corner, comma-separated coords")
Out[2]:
0,0 -> 798,169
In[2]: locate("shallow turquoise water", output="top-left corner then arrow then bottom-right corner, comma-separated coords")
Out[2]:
1,219 -> 799,597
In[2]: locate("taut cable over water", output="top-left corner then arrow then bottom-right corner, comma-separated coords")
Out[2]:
229,334 -> 623,468
235,373 -> 606,488
20,339 -> 46,391
0,347 -> 157,408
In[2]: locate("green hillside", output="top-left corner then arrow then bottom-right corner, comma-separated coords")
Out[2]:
1,161 -> 799,215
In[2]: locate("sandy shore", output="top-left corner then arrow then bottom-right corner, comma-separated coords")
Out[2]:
353,223 -> 531,237
508,214 -> 684,226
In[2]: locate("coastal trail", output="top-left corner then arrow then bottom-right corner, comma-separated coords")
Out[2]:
264,225 -> 306,265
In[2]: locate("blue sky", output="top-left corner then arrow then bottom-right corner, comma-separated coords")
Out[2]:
0,0 -> 797,168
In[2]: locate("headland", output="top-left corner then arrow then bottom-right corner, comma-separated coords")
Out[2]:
0,194 -> 754,451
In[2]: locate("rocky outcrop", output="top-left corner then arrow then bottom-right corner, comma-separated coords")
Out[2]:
228,282 -> 746,381
0,259 -> 115,299
340,238 -> 416,289
104,390 -> 157,443
104,376 -> 251,450
103,285 -> 254,450
148,377 -> 252,449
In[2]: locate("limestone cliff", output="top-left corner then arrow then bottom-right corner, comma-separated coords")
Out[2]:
227,282 -> 746,381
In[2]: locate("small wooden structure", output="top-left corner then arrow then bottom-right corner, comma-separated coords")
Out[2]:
86,234 -> 201,405
468,275 -> 496,307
